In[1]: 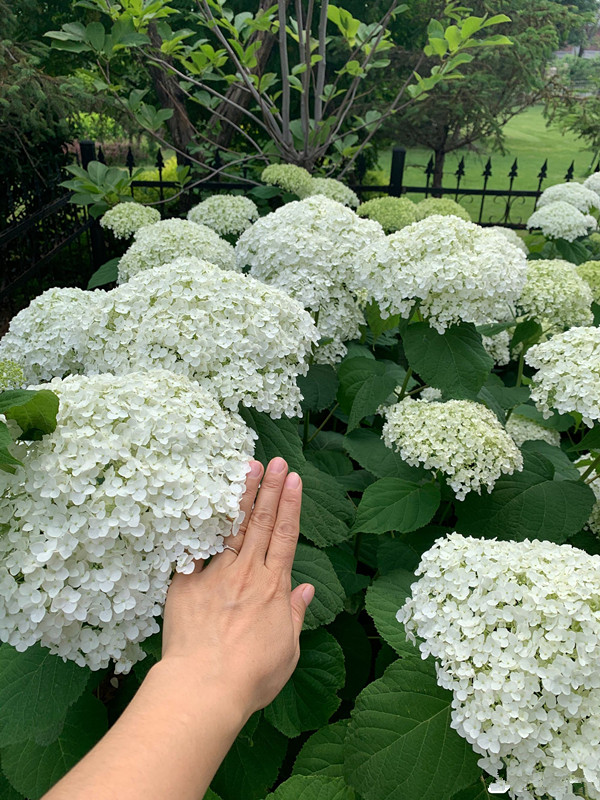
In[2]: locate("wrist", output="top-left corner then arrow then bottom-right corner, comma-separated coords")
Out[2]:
145,658 -> 252,733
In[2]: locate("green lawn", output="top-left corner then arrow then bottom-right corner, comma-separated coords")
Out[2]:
378,106 -> 596,196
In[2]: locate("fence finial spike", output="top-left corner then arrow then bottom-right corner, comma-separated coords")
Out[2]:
155,148 -> 165,170
538,159 -> 548,180
509,158 -> 518,179
455,157 -> 465,179
483,157 -> 492,178
126,146 -> 136,175
565,160 -> 575,182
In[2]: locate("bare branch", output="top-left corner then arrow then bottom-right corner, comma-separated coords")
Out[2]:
279,0 -> 292,145
314,0 -> 329,123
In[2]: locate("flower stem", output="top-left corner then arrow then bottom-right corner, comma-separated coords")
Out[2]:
306,403 -> 339,445
302,410 -> 311,448
398,368 -> 413,401
515,351 -> 525,387
581,452 -> 600,482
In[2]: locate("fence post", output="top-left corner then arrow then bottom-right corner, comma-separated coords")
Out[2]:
389,147 -> 406,197
78,140 -> 106,270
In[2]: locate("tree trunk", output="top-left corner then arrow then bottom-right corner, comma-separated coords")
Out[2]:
432,148 -> 446,193
208,0 -> 289,149
147,23 -> 195,163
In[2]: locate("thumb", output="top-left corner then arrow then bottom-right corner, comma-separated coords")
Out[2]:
290,583 -> 315,638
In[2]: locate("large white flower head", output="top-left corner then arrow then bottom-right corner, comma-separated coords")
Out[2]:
100,202 -> 161,239
516,259 -> 593,330
584,172 -> 600,197
527,201 -> 597,242
359,215 -> 528,332
576,260 -> 600,304
357,197 -> 418,233
414,198 -> 471,221
399,532 -> 600,800
187,194 -> 259,237
526,326 -> 600,426
0,287 -> 105,384
381,398 -> 523,499
0,370 -> 255,673
537,181 -> 599,214
117,218 -> 236,282
0,360 -> 24,391
236,195 -> 384,363
87,258 -> 319,417
506,413 -> 561,447
306,177 -> 359,208
487,226 -> 529,254
261,163 -> 313,197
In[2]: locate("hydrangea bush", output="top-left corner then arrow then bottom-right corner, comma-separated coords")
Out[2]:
3,176 -> 600,800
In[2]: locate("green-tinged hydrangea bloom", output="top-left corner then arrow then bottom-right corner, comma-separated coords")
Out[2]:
100,202 -> 161,239
307,177 -> 359,208
415,197 -> 471,222
187,194 -> 258,237
0,360 -> 24,391
516,259 -> 593,330
506,414 -> 561,447
576,260 -> 600,304
357,197 -> 417,233
382,397 -> 523,500
262,164 -> 313,197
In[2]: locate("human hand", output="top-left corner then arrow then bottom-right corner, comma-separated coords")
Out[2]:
160,457 -> 314,721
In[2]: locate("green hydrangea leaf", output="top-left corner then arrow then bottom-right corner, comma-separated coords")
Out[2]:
264,630 -> 345,738
344,660 -> 480,800
292,543 -> 345,630
0,390 -> 59,440
264,775 -> 355,800
293,720 -> 350,778
299,365 -> 339,412
87,257 -> 120,289
211,716 -> 287,800
402,322 -> 493,399
353,478 -> 441,534
456,451 -> 595,543
365,569 -> 415,655
0,643 -> 90,747
344,429 -> 427,481
300,463 -> 355,547
1,693 -> 107,799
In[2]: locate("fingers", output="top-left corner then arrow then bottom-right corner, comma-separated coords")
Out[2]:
239,457 -> 288,563
290,583 -> 315,639
210,460 -> 263,569
265,471 -> 302,573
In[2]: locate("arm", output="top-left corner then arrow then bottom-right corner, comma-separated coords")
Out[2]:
43,457 -> 313,800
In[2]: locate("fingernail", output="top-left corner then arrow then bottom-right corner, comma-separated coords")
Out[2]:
269,457 -> 287,473
285,472 -> 301,489
302,584 -> 315,605
249,460 -> 262,476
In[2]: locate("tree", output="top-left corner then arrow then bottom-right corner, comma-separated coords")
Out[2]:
46,0 -> 511,181
359,0 -> 582,189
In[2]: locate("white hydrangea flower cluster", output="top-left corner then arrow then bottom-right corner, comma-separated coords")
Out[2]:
527,201 -> 597,242
307,177 -> 359,208
399,532 -> 600,800
487,226 -> 529,254
117,218 -> 236,282
576,454 -> 600,536
100,202 -> 161,239
419,387 -> 443,402
261,164 -> 313,197
0,370 -> 256,673
0,360 -> 24,391
0,259 -> 317,417
382,398 -> 523,499
414,197 -> 471,221
576,260 -> 600,304
584,172 -> 600,197
0,287 -> 100,383
359,216 -> 528,332
505,413 -> 561,447
356,197 -> 418,233
526,326 -> 600,426
483,330 -> 511,366
537,181 -> 599,214
187,194 -> 259,237
516,259 -> 593,330
236,195 -> 384,364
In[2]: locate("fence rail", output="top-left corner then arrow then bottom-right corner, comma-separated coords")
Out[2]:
1,140 -> 593,315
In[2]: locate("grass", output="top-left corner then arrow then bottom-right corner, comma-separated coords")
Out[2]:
377,105 -> 596,195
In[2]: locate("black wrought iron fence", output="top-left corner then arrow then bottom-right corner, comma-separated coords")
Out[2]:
1,140 -> 594,318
